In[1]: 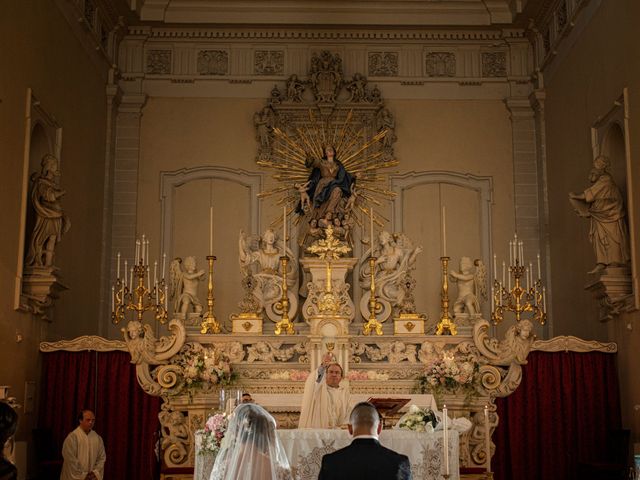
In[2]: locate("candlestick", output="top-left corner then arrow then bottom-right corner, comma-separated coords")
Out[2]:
484,405 -> 491,473
124,260 -> 128,288
117,252 -> 121,279
283,205 -> 287,256
164,284 -> 168,311
162,253 -> 166,279
141,235 -> 146,264
502,261 -> 505,286
153,261 -> 158,286
443,405 -> 449,475
490,285 -> 495,311
537,253 -> 541,280
543,286 -> 547,311
111,286 -> 115,312
129,267 -> 133,292
209,206 -> 214,255
441,206 -> 447,257
135,240 -> 140,264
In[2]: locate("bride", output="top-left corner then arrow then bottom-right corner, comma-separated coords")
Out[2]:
210,403 -> 293,480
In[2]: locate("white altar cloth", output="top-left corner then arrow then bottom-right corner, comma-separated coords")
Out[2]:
195,428 -> 459,480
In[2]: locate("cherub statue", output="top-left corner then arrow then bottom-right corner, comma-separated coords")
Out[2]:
170,256 -> 205,316
246,341 -> 276,363
360,231 -> 423,319
238,229 -> 298,322
450,256 -> 487,317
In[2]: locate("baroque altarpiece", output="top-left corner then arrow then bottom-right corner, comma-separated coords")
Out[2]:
108,51 -> 543,474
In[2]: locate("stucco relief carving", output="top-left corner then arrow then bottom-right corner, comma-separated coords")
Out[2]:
425,52 -> 456,77
481,52 -> 506,77
197,50 -> 229,75
368,52 -> 398,77
245,341 -> 308,363
350,341 -> 417,363
159,404 -> 190,467
146,49 -> 172,74
254,50 -> 285,75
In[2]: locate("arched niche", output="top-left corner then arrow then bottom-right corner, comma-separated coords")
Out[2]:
159,166 -> 263,327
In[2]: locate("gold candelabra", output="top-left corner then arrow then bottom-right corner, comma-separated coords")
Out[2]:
491,234 -> 547,325
275,255 -> 295,335
111,236 -> 168,325
436,256 -> 457,335
200,255 -> 221,334
363,255 -> 384,335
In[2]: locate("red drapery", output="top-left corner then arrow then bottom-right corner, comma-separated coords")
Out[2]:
493,350 -> 621,480
39,350 -> 161,480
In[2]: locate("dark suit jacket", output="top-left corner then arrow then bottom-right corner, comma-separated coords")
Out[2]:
318,437 -> 412,480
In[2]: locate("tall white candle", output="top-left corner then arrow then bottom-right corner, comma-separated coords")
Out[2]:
502,261 -> 506,287
543,287 -> 547,311
519,241 -> 524,265
537,253 -> 541,280
509,241 -> 513,266
283,205 -> 287,256
145,239 -> 150,266
441,206 -> 447,257
141,235 -> 146,264
129,267 -> 134,293
443,405 -> 449,475
111,286 -> 115,312
209,206 -> 214,255
490,286 -> 495,311
370,207 -> 374,247
117,252 -> 121,279
165,284 -> 169,310
154,261 -> 158,286
529,263 -> 533,290
526,265 -> 530,290
162,253 -> 167,279
124,260 -> 128,288
484,405 -> 491,473
493,254 -> 497,281
135,240 -> 140,264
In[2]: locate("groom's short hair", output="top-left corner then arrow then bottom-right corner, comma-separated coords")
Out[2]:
349,402 -> 380,429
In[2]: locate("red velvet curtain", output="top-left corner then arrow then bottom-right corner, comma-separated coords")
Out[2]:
493,350 -> 621,480
39,350 -> 161,479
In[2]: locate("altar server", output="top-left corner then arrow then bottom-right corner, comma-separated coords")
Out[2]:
60,410 -> 106,480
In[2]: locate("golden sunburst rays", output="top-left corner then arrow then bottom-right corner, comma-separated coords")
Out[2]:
259,108 -> 398,236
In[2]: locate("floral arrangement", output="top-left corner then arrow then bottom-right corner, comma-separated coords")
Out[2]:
347,370 -> 390,381
268,370 -> 310,381
199,412 -> 228,455
417,350 -> 479,399
174,343 -> 236,394
396,405 -> 439,432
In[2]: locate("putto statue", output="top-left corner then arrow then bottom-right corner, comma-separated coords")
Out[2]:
169,256 -> 205,317
25,154 -> 71,267
569,155 -> 630,273
239,229 -> 298,322
359,231 -> 423,320
450,256 -> 487,317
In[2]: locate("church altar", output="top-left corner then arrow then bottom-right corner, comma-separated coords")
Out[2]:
194,428 -> 460,480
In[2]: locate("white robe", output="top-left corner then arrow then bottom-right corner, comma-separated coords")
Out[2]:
298,366 -> 350,428
60,427 -> 106,480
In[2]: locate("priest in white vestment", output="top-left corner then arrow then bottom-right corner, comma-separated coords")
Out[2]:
60,410 -> 106,480
299,354 -> 350,428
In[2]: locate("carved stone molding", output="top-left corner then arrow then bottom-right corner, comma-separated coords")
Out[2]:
127,27 -> 526,42
39,336 -> 127,352
532,336 -> 618,353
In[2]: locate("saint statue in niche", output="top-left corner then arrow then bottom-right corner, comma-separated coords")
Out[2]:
568,155 -> 630,273
25,154 -> 71,268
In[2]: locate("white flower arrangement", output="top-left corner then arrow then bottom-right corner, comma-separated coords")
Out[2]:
418,350 -> 479,399
395,405 -> 439,432
174,343 -> 236,394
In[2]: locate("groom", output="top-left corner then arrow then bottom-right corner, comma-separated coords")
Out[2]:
318,402 -> 412,480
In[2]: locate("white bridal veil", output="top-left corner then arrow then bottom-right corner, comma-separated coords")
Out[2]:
210,403 -> 293,480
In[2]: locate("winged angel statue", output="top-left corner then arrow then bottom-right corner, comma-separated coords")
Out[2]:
257,109 -> 398,249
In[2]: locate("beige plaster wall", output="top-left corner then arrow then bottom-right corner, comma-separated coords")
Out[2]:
0,1 -> 109,445
132,95 -> 515,332
543,0 -> 640,438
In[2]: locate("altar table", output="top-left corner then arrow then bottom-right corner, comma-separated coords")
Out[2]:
195,428 -> 459,480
